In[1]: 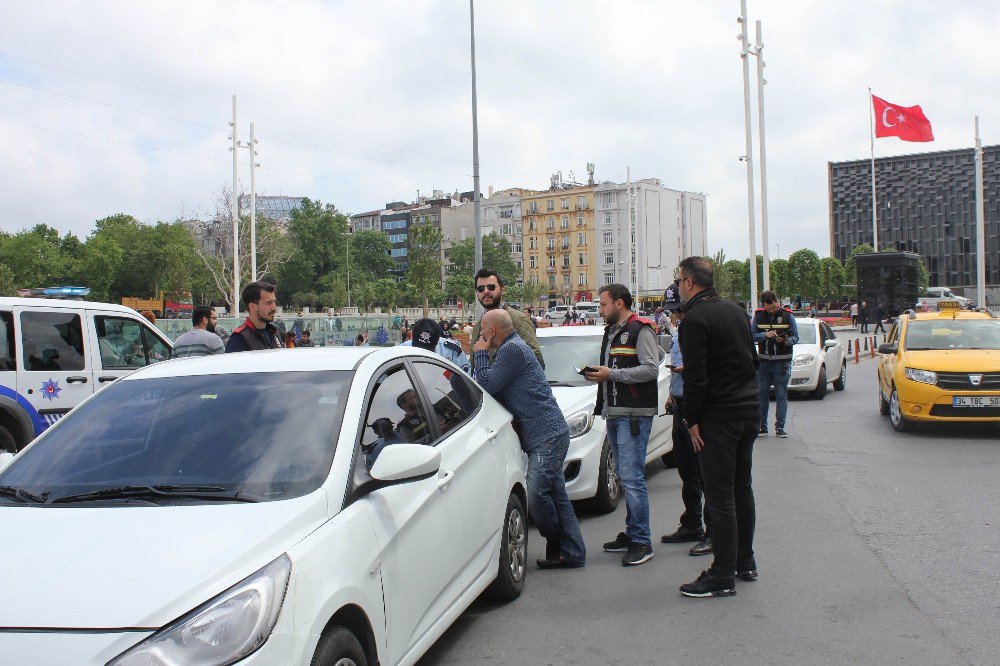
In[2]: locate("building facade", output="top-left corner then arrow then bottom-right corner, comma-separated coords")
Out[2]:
349,209 -> 383,233
237,195 -> 305,223
829,145 -> 999,289
480,187 -> 536,285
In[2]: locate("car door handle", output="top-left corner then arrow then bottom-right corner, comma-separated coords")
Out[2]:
98,376 -> 118,383
66,376 -> 88,384
437,470 -> 455,490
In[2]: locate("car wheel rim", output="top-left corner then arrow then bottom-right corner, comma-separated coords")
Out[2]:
840,365 -> 846,385
607,446 -> 620,502
507,508 -> 526,582
890,390 -> 902,425
334,659 -> 358,666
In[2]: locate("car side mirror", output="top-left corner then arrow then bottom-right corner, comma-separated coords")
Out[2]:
823,340 -> 838,350
877,343 -> 897,355
0,451 -> 14,473
658,334 -> 672,354
369,444 -> 441,483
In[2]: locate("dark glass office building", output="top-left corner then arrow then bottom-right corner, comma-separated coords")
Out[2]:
829,145 -> 999,288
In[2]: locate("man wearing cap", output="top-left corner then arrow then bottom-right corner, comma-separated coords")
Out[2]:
400,317 -> 471,374
471,268 -> 543,371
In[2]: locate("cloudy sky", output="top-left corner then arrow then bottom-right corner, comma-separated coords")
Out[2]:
1,0 -> 996,259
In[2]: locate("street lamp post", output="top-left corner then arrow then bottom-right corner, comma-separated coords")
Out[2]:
470,0 -> 482,273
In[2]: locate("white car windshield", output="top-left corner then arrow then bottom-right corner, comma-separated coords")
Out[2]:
796,325 -> 817,345
540,335 -> 601,386
0,371 -> 352,504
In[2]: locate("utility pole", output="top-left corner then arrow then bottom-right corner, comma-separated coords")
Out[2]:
626,167 -> 636,297
347,231 -> 352,308
974,116 -> 986,309
228,94 -> 240,314
249,122 -> 259,282
738,1 -> 759,311
754,20 -> 771,293
470,0 -> 482,272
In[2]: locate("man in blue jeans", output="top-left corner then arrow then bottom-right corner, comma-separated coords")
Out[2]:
587,284 -> 664,566
474,309 -> 586,569
751,291 -> 799,438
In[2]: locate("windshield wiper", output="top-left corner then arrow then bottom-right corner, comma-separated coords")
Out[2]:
0,484 -> 47,504
51,485 -> 264,504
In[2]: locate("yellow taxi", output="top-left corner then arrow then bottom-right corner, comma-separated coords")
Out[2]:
877,302 -> 1000,431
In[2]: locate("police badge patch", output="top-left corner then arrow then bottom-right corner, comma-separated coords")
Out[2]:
620,332 -> 629,344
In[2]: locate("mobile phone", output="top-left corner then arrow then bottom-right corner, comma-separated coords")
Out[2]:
574,365 -> 597,376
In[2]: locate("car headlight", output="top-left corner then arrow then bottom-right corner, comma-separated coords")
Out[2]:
904,368 -> 938,385
566,408 -> 595,439
108,554 -> 291,666
792,352 -> 816,367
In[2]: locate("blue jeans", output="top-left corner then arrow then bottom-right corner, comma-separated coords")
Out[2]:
606,416 -> 653,546
757,360 -> 791,430
526,431 -> 586,565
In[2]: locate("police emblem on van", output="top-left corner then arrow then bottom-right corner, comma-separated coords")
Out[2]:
41,378 -> 62,401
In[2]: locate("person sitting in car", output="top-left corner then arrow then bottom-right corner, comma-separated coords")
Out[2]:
395,389 -> 430,443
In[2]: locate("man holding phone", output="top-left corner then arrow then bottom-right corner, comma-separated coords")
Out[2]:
587,283 -> 663,566
751,291 -> 799,438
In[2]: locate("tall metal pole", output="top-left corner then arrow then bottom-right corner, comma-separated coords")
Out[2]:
626,167 -> 636,297
470,0 -> 482,272
739,1 -> 758,310
249,122 -> 258,282
868,87 -> 878,251
346,233 -> 352,308
754,20 -> 771,293
974,116 -> 986,308
230,94 -> 240,314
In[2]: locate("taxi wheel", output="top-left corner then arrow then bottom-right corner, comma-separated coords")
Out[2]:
889,387 -> 913,432
878,381 -> 890,416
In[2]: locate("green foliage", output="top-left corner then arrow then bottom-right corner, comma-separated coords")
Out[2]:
768,258 -> 791,300
787,249 -> 821,303
406,222 -> 445,316
506,280 -> 548,309
277,199 -> 349,302
444,233 -> 520,309
818,257 -> 847,302
0,264 -> 14,297
349,230 -> 396,280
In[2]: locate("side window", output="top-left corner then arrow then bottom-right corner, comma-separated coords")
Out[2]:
411,361 -> 481,441
821,322 -> 835,341
0,312 -> 15,370
20,311 -> 85,371
359,366 -> 432,470
887,322 -> 899,344
95,316 -> 149,369
141,326 -> 172,364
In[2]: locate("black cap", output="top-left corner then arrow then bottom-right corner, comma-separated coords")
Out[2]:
411,318 -> 441,351
663,279 -> 683,311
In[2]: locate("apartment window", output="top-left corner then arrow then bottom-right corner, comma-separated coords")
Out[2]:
577,196 -> 586,209
500,208 -> 514,218
516,223 -> 522,234
547,238 -> 555,251
546,199 -> 554,211
603,231 -> 613,245
577,214 -> 584,226
549,275 -> 556,288
390,248 -> 408,257
529,220 -> 537,231
561,198 -> 569,209
604,272 -> 615,285
577,233 -> 586,246
563,275 -> 570,288
578,253 -> 586,265
604,212 -> 613,225
578,273 -> 586,286
529,255 -> 538,269
512,242 -> 522,254
389,233 -> 407,243
561,236 -> 570,249
501,223 -> 513,235
529,237 -> 538,249
562,216 -> 569,229
547,217 -> 554,230
516,260 -> 523,271
531,275 -> 539,285
561,255 -> 570,268
604,252 -> 614,265
548,256 -> 556,267
604,192 -> 615,205
529,202 -> 538,213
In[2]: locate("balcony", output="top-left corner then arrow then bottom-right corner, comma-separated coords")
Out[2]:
575,203 -> 590,210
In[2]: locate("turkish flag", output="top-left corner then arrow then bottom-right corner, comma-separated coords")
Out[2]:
872,95 -> 934,142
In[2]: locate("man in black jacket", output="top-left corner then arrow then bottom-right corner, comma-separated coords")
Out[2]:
675,256 -> 760,598
225,281 -> 283,353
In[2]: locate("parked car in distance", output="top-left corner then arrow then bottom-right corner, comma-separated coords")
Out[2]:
917,287 -> 972,310
788,317 -> 847,399
0,346 -> 527,666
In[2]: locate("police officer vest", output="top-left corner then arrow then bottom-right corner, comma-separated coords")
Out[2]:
232,319 -> 283,351
753,308 -> 794,360
594,313 -> 658,415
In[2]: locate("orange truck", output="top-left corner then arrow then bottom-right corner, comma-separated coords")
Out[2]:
121,292 -> 194,319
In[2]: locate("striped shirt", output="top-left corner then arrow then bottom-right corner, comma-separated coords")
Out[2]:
172,328 -> 225,358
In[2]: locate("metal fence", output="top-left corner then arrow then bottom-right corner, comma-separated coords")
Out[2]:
156,314 -> 404,347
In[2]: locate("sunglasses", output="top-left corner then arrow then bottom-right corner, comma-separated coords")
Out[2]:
476,284 -> 498,293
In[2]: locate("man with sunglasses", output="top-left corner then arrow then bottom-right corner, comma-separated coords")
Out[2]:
470,269 -> 543,372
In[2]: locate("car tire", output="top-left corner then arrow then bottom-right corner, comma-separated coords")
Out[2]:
889,387 -> 913,432
311,625 -> 368,666
811,366 -> 828,400
585,439 -> 620,514
878,380 -> 890,416
661,450 -> 676,468
833,362 -> 847,391
0,426 -> 16,454
484,492 -> 527,601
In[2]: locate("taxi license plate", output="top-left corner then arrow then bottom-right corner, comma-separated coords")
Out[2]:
952,396 -> 1000,408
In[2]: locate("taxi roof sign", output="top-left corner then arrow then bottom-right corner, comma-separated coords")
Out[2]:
937,300 -> 961,311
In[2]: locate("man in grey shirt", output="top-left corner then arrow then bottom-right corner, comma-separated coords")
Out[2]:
586,284 -> 664,566
172,305 -> 224,358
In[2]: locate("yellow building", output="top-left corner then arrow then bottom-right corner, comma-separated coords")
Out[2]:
521,185 -> 597,305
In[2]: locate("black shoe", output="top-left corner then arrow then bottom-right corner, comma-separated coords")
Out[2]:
757,426 -> 768,436
660,526 -> 705,543
537,555 -> 585,569
688,537 -> 713,556
680,569 -> 736,598
603,532 -> 631,552
737,559 -> 758,581
622,542 -> 653,567
775,427 -> 789,438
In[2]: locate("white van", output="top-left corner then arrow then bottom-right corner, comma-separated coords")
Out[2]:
0,297 -> 173,452
545,304 -> 571,323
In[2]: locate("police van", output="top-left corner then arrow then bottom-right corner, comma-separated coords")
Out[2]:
0,289 -> 173,452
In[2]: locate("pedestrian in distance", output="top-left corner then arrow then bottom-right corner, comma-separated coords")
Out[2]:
474,309 -> 586,569
172,305 -> 224,358
751,291 -> 799,438
874,303 -> 887,334
660,308 -> 713,556
399,318 -> 471,374
470,269 -> 544,371
586,283 -> 664,567
859,301 -> 870,334
563,309 -> 571,326
850,302 -> 859,329
298,330 -> 315,347
675,256 -> 760,598
225,281 -> 284,352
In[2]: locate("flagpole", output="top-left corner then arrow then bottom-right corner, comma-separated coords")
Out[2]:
974,116 -> 986,309
868,87 -> 878,251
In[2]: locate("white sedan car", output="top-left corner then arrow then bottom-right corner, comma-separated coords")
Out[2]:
0,346 -> 527,666
788,317 -> 848,398
536,325 -> 674,513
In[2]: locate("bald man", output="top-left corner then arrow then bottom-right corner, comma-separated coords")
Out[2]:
474,309 -> 586,569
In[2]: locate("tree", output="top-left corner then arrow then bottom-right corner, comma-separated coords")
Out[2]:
844,242 -> 874,292
348,230 -> 396,282
769,258 -> 791,300
506,280 -> 548,311
818,257 -> 847,306
0,224 -> 70,289
719,259 -> 746,302
0,264 -> 14,297
277,198 -> 349,302
788,249 -> 821,305
75,233 -> 124,302
406,222 -> 445,316
444,233 -> 520,310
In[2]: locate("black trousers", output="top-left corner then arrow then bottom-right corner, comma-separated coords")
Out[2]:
874,319 -> 886,334
699,418 -> 758,578
672,397 -> 710,535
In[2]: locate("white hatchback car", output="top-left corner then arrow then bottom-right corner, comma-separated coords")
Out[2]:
788,317 -> 848,398
0,346 -> 527,666
536,325 -> 673,513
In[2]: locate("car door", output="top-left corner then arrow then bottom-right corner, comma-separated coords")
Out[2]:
821,322 -> 844,379
87,311 -> 172,390
647,348 -> 673,455
352,363 -> 464,665
410,359 -> 505,586
879,321 -> 900,398
14,306 -> 93,433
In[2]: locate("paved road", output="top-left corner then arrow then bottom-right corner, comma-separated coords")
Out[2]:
420,356 -> 999,665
